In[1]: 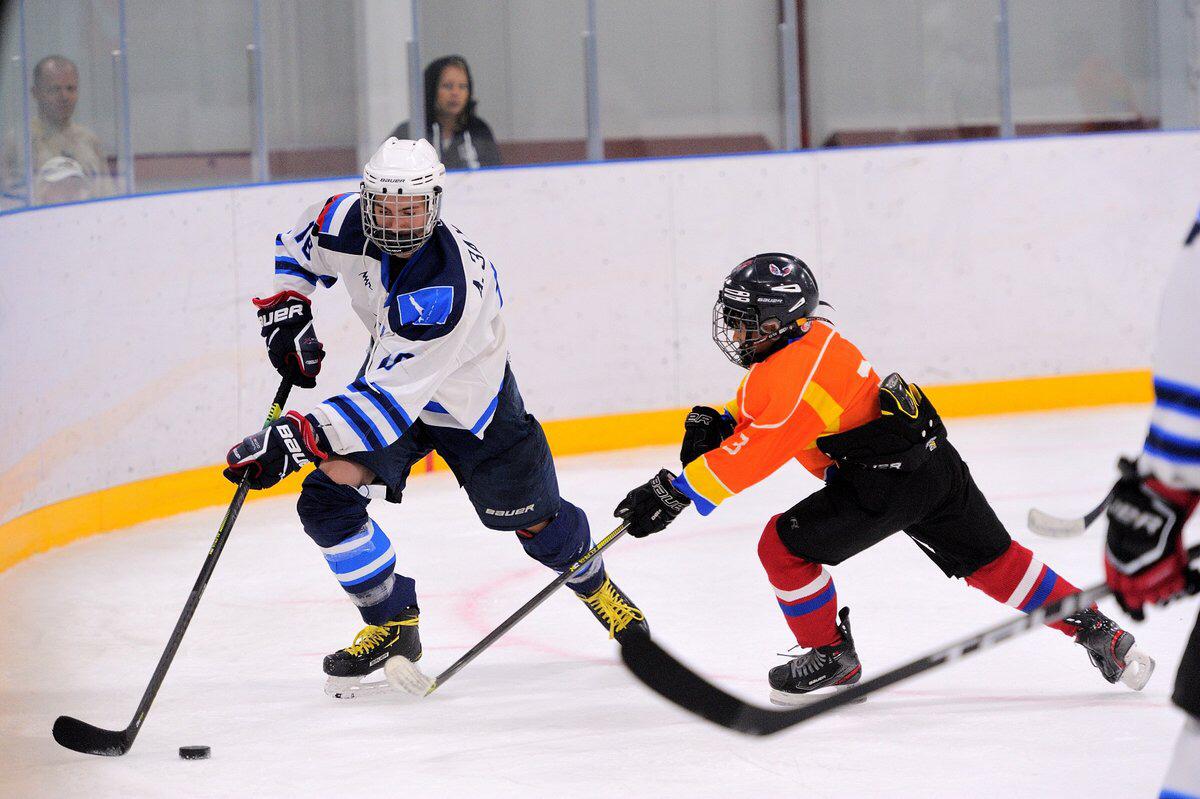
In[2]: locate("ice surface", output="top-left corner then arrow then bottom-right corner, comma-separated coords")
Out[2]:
1,405 -> 1194,798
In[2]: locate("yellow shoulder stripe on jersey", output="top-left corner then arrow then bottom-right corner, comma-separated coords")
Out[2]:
682,457 -> 735,506
802,380 -> 844,431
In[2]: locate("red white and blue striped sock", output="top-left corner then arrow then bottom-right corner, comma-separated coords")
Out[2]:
966,540 -> 1084,635
758,515 -> 841,648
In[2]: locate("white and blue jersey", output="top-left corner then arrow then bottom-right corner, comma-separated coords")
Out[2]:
273,192 -> 509,455
1140,213 -> 1200,490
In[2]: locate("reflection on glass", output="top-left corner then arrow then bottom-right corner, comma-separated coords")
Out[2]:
418,0 -> 587,168
806,0 -> 1001,147
3,0 -> 120,207
597,0 -> 782,159
125,0 -> 257,192
1009,0 -> 1159,137
262,0 -> 359,181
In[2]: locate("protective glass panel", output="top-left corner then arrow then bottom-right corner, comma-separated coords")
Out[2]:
0,1 -> 27,210
1009,1 -> 1160,137
416,0 -> 587,169
261,0 -> 360,181
805,0 -> 1001,147
124,0 -> 257,192
6,0 -> 121,207
597,0 -> 784,159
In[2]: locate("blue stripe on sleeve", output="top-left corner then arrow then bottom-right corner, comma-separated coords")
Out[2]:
274,262 -> 318,286
673,473 -> 715,516
1154,377 -> 1200,418
349,379 -> 409,438
1146,425 -> 1200,464
470,393 -> 501,435
325,395 -> 387,450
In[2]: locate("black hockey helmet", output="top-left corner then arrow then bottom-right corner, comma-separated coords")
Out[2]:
713,252 -> 823,368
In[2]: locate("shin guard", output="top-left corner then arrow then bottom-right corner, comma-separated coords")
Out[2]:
297,469 -> 416,624
515,499 -> 606,596
965,540 -> 1083,635
758,515 -> 841,649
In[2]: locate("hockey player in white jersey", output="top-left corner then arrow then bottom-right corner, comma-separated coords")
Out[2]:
223,138 -> 647,698
1101,210 -> 1200,797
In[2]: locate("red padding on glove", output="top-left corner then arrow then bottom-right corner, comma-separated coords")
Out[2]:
252,290 -> 311,309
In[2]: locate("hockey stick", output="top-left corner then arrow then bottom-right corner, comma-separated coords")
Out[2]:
52,378 -> 293,756
1027,486 -> 1115,538
388,522 -> 632,697
619,542 -> 1200,737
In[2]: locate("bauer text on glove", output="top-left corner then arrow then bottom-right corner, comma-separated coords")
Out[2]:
224,411 -> 329,490
255,291 -> 325,388
614,469 -> 691,537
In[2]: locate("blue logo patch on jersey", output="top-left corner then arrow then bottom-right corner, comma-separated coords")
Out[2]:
394,286 -> 454,326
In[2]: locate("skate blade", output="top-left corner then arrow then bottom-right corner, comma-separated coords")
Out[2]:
769,684 -> 867,707
1120,647 -> 1156,691
385,657 -> 435,696
324,675 -> 393,700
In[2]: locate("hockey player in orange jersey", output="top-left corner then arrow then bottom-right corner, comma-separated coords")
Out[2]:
614,253 -> 1153,705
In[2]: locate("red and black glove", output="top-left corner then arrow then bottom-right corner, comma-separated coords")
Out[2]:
224,411 -> 329,490
1104,462 -> 1200,621
255,291 -> 324,389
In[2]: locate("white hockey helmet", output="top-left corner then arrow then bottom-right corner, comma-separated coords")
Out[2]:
360,137 -> 446,255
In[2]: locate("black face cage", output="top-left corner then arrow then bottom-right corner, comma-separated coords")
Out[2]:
713,298 -> 763,368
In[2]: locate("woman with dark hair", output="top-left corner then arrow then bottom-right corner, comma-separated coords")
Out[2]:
390,55 -> 501,170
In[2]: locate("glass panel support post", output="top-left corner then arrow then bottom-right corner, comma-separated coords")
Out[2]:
247,0 -> 269,183
407,2 -> 424,143
779,5 -> 801,151
583,0 -> 602,162
17,0 -> 34,206
996,0 -> 1014,138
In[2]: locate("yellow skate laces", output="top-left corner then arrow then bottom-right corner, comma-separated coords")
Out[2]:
343,617 -> 419,657
582,580 -> 645,638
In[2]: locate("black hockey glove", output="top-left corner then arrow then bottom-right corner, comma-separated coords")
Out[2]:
255,290 -> 324,389
614,469 -> 692,538
680,406 -> 736,467
1104,458 -> 1200,621
224,411 -> 329,490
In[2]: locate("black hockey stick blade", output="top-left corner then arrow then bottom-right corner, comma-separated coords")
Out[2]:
51,378 -> 292,757
621,542 -> 1200,736
52,716 -> 132,757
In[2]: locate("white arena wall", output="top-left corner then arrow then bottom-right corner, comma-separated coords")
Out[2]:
1,130 -> 1195,564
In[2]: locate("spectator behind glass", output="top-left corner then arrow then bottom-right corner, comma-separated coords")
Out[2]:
1,55 -> 114,205
390,55 -> 501,170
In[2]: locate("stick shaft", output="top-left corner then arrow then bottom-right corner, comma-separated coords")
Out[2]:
427,522 -> 630,693
123,379 -> 292,740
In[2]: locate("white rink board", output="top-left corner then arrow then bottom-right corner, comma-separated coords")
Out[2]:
2,131 -> 1198,522
0,406 -> 1194,798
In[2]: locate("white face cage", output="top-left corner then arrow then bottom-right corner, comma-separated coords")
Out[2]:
360,185 -> 443,256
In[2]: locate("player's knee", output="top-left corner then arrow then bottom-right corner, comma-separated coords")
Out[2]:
297,468 -> 370,547
757,515 -> 790,566
765,511 -> 843,566
516,499 -> 588,568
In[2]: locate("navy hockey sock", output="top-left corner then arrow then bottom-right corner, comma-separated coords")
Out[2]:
515,499 -> 606,595
297,469 -> 416,625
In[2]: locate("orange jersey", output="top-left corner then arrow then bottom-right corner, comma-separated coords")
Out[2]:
676,321 -> 881,515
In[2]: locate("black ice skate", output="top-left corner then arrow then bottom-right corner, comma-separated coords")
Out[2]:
578,577 -> 649,643
323,606 -> 425,699
1063,606 -> 1155,690
768,606 -> 863,706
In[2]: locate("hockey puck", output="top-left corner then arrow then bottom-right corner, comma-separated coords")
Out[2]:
178,745 -> 210,760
